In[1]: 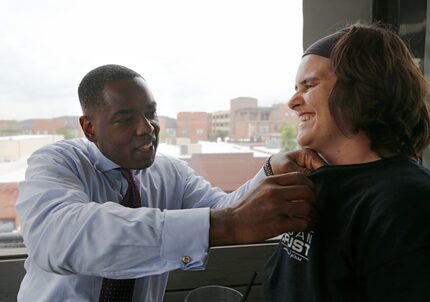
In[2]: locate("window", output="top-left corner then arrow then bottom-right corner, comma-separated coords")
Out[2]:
250,112 -> 258,121
260,125 -> 270,133
0,0 -> 303,250
261,112 -> 270,121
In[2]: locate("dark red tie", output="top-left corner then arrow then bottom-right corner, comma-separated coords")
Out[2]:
118,169 -> 142,208
99,169 -> 141,302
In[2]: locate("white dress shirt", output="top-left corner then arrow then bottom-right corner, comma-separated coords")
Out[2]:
16,138 -> 265,301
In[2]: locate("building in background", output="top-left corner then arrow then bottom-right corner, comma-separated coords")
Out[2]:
0,116 -> 83,138
176,112 -> 210,144
158,116 -> 177,145
229,97 -> 258,141
0,135 -> 63,162
0,183 -> 19,233
210,111 -> 230,141
228,97 -> 297,147
231,106 -> 272,142
0,135 -> 64,233
171,96 -> 297,148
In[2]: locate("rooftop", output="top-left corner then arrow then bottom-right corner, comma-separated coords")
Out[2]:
0,139 -> 279,183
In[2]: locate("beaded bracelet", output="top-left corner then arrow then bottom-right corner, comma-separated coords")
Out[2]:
263,156 -> 274,176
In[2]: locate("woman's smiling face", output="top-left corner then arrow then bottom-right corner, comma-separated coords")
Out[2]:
288,54 -> 345,154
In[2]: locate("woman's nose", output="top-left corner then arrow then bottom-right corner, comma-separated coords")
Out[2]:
288,91 -> 303,111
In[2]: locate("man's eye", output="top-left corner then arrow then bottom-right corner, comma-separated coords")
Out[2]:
115,117 -> 134,124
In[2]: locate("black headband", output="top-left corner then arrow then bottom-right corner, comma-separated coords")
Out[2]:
302,29 -> 347,58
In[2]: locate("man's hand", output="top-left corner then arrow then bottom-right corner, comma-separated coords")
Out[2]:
270,148 -> 327,175
210,172 -> 316,246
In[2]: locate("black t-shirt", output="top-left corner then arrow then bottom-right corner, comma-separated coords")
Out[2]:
264,156 -> 430,302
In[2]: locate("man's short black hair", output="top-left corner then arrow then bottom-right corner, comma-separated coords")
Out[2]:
78,64 -> 143,113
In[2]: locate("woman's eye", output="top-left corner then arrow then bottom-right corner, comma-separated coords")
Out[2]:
146,112 -> 157,119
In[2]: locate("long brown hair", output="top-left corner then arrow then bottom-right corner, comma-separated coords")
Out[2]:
329,23 -> 430,160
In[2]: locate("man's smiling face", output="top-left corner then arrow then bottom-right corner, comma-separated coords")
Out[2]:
81,77 -> 160,169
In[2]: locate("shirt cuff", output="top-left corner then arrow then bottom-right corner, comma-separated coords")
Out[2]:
161,207 -> 209,270
248,168 -> 266,188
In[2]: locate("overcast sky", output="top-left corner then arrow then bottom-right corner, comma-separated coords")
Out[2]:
0,0 -> 303,120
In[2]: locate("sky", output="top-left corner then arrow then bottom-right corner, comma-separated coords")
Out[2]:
0,0 -> 303,121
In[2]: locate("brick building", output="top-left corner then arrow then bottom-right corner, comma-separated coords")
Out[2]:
176,112 -> 210,143
210,111 -> 230,140
0,116 -> 84,138
158,116 -> 177,144
229,97 -> 258,140
228,98 -> 297,147
0,183 -> 19,233
185,152 -> 265,192
174,97 -> 297,147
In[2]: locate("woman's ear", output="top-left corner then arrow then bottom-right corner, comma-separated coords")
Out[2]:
79,116 -> 97,142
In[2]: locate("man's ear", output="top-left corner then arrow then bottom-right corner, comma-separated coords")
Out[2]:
79,116 -> 97,142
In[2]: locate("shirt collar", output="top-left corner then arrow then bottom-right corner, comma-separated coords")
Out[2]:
87,141 -> 120,172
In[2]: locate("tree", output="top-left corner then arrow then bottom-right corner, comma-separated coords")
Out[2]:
55,127 -> 74,139
209,130 -> 229,142
158,130 -> 167,143
280,124 -> 298,152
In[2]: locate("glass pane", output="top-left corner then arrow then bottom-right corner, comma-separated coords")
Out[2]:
0,0 -> 303,250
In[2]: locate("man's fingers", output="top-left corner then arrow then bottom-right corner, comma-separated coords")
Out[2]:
268,148 -> 327,175
280,200 -> 315,220
277,185 -> 316,204
288,148 -> 327,171
301,148 -> 327,170
270,171 -> 315,189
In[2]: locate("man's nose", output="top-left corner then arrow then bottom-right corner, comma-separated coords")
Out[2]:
136,116 -> 154,135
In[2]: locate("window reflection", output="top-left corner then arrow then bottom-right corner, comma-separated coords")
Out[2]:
0,0 -> 303,249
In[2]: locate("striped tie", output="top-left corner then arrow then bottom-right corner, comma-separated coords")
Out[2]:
99,169 -> 141,302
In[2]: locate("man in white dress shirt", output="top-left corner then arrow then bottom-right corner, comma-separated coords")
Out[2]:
16,64 -> 324,301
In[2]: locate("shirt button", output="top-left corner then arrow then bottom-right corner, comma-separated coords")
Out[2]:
181,256 -> 191,264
